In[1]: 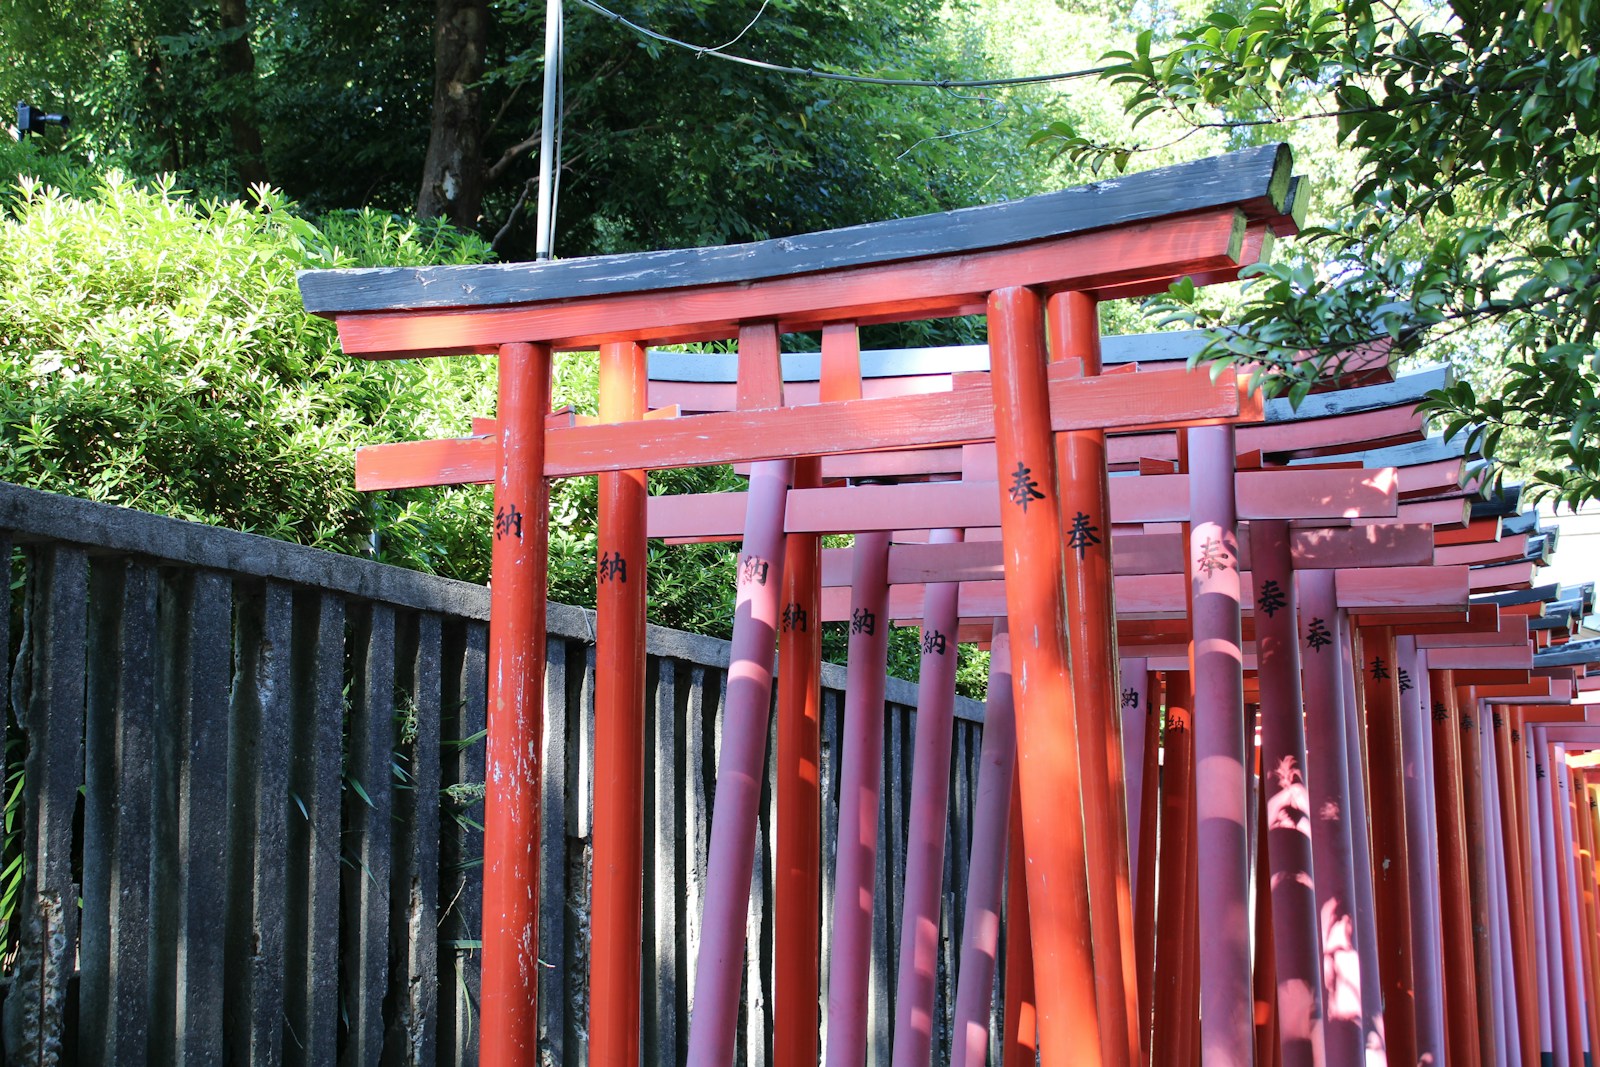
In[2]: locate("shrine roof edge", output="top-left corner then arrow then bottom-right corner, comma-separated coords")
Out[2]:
297,143 -> 1293,316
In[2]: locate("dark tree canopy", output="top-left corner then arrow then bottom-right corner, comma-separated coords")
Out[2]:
2,0 -> 1041,260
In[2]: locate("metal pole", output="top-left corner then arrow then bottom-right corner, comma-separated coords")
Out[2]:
481,341 -> 552,1066
533,0 -> 562,259
589,340 -> 648,1067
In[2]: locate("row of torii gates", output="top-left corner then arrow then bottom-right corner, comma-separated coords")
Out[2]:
300,143 -> 1600,1066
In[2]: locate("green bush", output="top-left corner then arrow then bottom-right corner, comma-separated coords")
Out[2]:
0,156 -> 990,693
0,158 -> 748,632
0,166 -> 488,559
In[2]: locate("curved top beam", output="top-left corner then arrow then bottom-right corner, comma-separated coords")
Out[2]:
299,144 -> 1293,316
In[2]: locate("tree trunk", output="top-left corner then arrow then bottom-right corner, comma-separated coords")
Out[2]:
417,0 -> 489,229
217,0 -> 270,193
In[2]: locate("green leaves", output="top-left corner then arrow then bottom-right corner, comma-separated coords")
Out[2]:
1045,0 -> 1600,501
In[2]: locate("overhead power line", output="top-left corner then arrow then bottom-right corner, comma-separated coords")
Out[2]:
572,0 -> 1115,89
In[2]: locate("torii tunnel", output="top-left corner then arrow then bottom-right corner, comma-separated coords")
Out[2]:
300,142 -> 1600,1066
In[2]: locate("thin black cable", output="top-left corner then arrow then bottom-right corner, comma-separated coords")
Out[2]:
572,0 -> 1115,89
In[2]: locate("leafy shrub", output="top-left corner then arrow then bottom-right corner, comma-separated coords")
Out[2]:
0,160 -> 748,633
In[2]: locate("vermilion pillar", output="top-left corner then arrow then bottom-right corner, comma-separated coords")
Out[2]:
986,285 -> 1102,1066
684,456 -> 792,1064
1152,672 -> 1196,1065
1527,724 -> 1560,1060
1491,704 -> 1540,1066
1398,639 -> 1446,1065
774,453 -> 821,1067
589,340 -> 648,1067
1133,668 -> 1163,1043
1049,291 -> 1135,1067
1338,627 -> 1383,1054
1119,659 -> 1150,900
1479,710 -> 1511,1065
823,529 -> 892,1066
1248,520 -> 1324,1067
1551,745 -> 1592,1064
1003,776 -> 1038,1067
1458,686 -> 1498,1066
1430,673 -> 1482,1067
482,341 -> 552,1066
1297,569 -> 1363,1066
1358,625 -> 1418,1067
778,321 -> 858,1067
951,623 -> 1017,1067
1186,424 -> 1252,1067
687,324 -> 793,1064
891,528 -> 963,1067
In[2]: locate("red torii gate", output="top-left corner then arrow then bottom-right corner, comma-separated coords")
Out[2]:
300,143 -> 1303,1065
641,345 -> 1502,1067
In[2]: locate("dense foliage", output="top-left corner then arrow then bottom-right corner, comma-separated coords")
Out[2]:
1,0 -> 1047,257
1036,0 -> 1600,503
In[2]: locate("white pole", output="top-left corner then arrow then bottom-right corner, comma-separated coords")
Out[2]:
534,0 -> 562,260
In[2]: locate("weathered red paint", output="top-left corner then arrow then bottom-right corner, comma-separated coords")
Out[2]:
481,342 -> 552,1067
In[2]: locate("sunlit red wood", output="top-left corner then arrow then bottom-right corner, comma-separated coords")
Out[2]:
1050,291 -> 1136,1067
480,342 -> 552,1067
589,340 -> 649,1067
986,286 -> 1102,1065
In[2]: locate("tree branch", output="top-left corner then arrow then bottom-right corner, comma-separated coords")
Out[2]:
491,177 -> 538,253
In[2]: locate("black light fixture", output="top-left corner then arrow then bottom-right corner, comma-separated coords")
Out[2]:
16,102 -> 70,137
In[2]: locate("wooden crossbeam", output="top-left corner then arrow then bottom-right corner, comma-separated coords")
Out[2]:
818,564 -> 1470,622
356,366 -> 1253,487
1334,565 -> 1472,614
1353,604 -> 1496,632
812,521 -> 1431,586
642,468 -> 1397,539
1415,615 -> 1531,649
